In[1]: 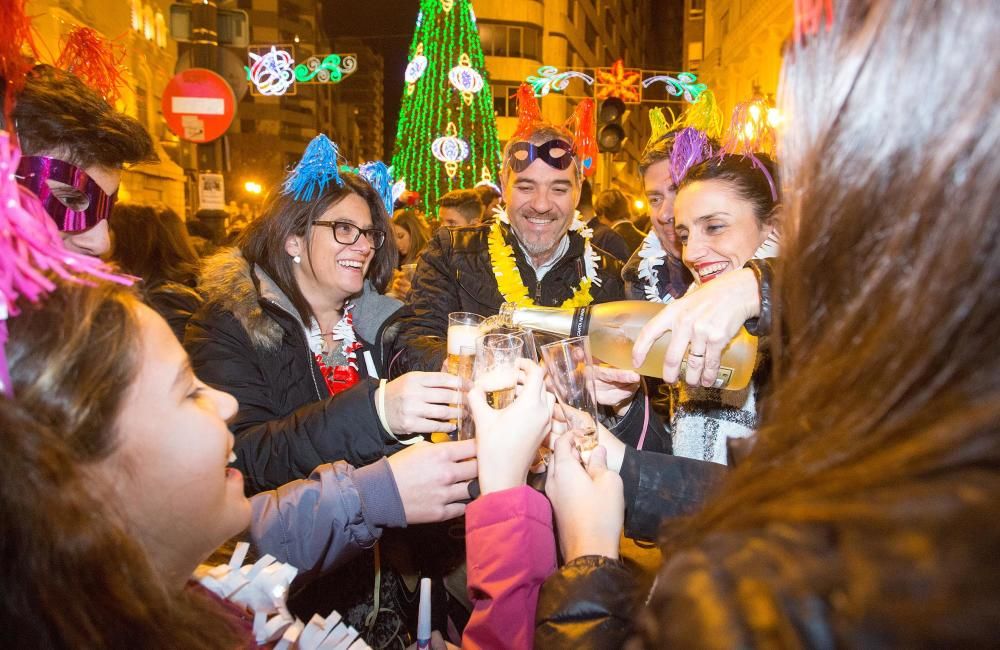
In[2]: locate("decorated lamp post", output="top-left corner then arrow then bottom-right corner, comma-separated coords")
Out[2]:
392,0 -> 501,213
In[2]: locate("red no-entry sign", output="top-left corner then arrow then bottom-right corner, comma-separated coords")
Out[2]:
161,68 -> 236,143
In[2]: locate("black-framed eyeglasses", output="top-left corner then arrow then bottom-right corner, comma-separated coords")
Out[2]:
312,220 -> 386,249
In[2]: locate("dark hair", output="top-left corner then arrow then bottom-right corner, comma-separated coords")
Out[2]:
240,173 -> 398,325
679,154 -> 779,225
474,183 -> 500,208
392,208 -> 430,265
639,131 -> 677,176
12,65 -> 156,169
594,188 -> 630,222
2,280 -> 240,648
639,1 -> 1000,644
437,189 -> 484,224
109,204 -> 200,287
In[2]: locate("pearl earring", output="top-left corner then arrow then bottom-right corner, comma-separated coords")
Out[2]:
292,255 -> 301,264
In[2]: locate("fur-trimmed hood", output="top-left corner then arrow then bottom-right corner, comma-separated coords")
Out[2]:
198,248 -> 402,352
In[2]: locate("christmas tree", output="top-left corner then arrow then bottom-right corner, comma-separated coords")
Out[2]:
392,0 -> 501,213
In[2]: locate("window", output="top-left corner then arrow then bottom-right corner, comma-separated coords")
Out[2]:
155,11 -> 167,48
566,0 -> 575,24
689,0 -> 705,19
492,83 -> 522,117
720,10 -> 730,37
585,18 -> 597,51
478,22 -> 542,60
143,5 -> 155,41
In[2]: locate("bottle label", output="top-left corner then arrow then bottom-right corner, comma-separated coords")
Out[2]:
678,360 -> 734,389
570,307 -> 591,337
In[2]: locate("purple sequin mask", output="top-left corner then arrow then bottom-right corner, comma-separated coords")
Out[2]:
506,139 -> 575,173
15,156 -> 118,232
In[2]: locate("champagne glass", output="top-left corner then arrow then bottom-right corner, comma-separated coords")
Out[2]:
447,312 -> 484,375
474,333 -> 523,410
540,336 -> 600,462
456,344 -> 477,441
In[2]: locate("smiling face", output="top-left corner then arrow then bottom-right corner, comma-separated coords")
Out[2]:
642,158 -> 682,257
503,157 -> 579,266
106,304 -> 246,578
674,179 -> 774,285
287,192 -> 377,308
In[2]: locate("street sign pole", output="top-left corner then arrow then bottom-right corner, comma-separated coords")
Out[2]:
191,0 -> 222,186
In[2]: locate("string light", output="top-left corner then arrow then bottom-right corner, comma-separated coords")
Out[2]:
392,0 -> 501,209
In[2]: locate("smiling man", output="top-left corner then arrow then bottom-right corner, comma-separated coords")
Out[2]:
11,65 -> 156,256
391,118 -> 625,374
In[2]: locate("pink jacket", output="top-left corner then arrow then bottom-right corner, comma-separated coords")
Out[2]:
463,486 -> 556,649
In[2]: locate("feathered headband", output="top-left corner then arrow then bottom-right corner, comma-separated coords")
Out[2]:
0,130 -> 133,396
719,97 -> 779,201
668,127 -> 715,187
643,89 -> 724,158
509,83 -> 597,178
282,134 -> 403,213
1,3 -> 126,134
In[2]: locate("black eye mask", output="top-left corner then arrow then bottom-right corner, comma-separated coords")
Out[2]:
506,139 -> 574,172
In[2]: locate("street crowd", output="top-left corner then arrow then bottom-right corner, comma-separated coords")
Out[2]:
2,1 -> 998,648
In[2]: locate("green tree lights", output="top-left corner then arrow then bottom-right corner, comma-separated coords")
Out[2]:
392,0 -> 501,214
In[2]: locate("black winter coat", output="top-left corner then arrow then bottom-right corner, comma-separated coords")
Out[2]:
184,249 -> 403,494
535,483 -> 1000,648
392,222 -> 626,374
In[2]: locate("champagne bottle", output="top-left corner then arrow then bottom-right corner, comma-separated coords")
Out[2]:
498,301 -> 758,391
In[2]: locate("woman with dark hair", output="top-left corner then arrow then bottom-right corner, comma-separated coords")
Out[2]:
185,142 -> 469,494
0,272 -> 485,647
388,208 -> 431,299
109,203 -> 203,340
392,208 -> 430,267
478,0 -> 1000,646
183,139 -> 475,639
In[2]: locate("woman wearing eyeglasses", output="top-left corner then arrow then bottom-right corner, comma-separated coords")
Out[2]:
184,152 -> 476,638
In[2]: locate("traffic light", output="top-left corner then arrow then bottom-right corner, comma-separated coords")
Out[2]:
597,97 -> 626,153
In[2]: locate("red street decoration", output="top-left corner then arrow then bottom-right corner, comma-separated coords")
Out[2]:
595,60 -> 641,103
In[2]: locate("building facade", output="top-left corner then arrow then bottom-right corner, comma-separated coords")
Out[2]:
27,0 -> 187,215
687,0 -> 793,116
330,37 -> 385,165
473,0 -> 659,195
228,0 -> 338,206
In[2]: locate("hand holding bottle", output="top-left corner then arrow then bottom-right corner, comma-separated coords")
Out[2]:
632,268 -> 761,388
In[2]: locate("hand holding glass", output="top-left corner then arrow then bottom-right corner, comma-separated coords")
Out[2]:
540,336 -> 600,462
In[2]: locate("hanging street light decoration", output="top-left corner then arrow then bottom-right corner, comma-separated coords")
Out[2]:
642,71 -> 707,102
246,45 -> 359,96
526,66 -> 595,98
246,46 -> 295,96
594,59 -> 642,103
294,53 -> 358,84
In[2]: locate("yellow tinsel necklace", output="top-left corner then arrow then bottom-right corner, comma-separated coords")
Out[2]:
487,209 -> 599,308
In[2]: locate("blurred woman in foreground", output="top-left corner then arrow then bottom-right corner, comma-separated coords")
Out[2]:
531,1 -> 1000,645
